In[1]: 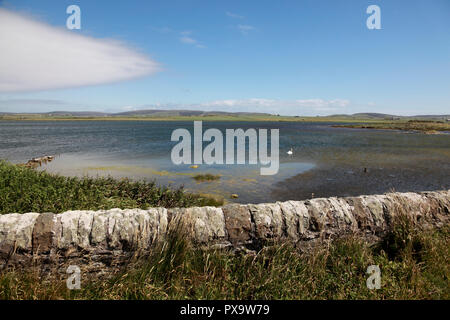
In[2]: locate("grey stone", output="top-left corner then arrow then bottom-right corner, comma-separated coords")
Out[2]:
222,204 -> 253,246
0,190 -> 448,274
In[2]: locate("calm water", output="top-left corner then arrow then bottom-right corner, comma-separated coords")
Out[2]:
0,120 -> 449,203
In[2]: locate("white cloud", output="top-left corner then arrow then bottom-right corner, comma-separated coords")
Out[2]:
152,26 -> 173,34
293,99 -> 350,108
121,105 -> 137,112
237,24 -> 256,35
180,36 -> 197,44
179,34 -> 206,48
226,11 -> 244,19
137,98 -> 350,116
0,97 -> 351,115
199,98 -> 349,112
0,9 -> 160,93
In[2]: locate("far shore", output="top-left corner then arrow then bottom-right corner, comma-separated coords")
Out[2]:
1,114 -> 449,126
0,115 -> 380,122
332,121 -> 450,133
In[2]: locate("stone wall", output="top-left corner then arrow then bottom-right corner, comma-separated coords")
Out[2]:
0,190 -> 449,274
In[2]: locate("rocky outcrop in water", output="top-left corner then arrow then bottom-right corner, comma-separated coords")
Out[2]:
0,190 -> 448,274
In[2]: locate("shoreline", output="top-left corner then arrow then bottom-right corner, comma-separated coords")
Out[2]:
332,121 -> 450,133
0,116 -> 431,123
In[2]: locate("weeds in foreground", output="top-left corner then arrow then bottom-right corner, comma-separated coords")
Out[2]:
0,161 -> 222,214
1,224 -> 448,300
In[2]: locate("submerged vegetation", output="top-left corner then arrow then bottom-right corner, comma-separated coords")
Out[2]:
0,161 -> 222,214
0,220 -> 448,300
192,173 -> 221,182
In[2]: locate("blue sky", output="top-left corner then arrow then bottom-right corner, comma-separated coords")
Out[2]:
0,0 -> 449,115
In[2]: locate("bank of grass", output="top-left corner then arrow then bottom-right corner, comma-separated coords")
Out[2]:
0,217 -> 448,300
0,161 -> 222,214
333,120 -> 450,133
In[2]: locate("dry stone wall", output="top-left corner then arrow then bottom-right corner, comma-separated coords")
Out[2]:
0,190 -> 449,274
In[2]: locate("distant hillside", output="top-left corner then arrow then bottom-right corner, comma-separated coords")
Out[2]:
46,111 -> 109,117
113,109 -> 271,117
1,109 -> 448,120
1,109 -> 272,118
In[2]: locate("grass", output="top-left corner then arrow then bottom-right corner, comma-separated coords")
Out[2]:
0,160 -> 448,300
333,120 -> 450,133
0,218 -> 448,300
0,160 -> 222,214
192,173 -> 221,182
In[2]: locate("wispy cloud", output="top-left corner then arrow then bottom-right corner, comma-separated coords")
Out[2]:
0,97 -> 351,115
0,8 -> 160,93
225,11 -> 256,35
130,98 -> 350,116
237,24 -> 256,35
226,11 -> 244,19
180,36 -> 197,44
179,32 -> 206,48
151,26 -> 173,34
199,98 -> 349,111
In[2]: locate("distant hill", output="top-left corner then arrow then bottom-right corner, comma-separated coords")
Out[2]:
46,111 -> 109,117
113,109 -> 271,117
1,109 -> 448,120
8,109 -> 272,118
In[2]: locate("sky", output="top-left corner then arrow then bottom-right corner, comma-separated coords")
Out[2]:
0,0 -> 449,116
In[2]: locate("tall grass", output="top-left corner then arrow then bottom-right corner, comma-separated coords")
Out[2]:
0,161 -> 222,214
0,223 -> 448,300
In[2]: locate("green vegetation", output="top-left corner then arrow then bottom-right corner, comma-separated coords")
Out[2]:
1,111 -> 448,124
0,114 -> 433,123
333,120 -> 450,133
0,218 -> 448,300
0,114 -> 349,122
192,173 -> 221,182
0,161 -> 222,214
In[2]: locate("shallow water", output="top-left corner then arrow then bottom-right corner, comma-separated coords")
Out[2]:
0,120 -> 449,203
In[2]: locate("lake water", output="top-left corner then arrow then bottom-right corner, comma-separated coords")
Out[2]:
0,120 -> 449,204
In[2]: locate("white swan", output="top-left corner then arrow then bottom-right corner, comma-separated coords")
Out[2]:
287,148 -> 293,155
